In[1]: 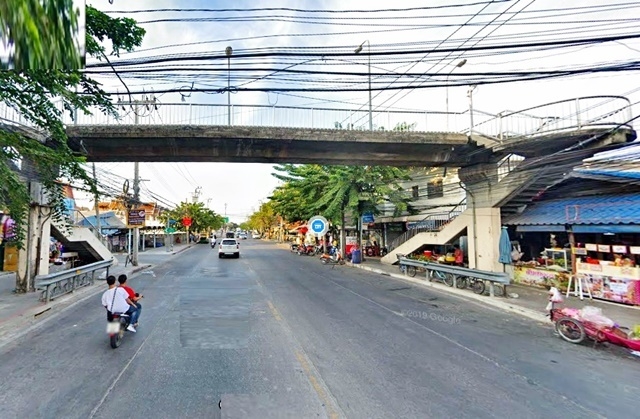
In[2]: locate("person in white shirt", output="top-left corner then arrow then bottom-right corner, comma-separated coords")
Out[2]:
102,275 -> 139,332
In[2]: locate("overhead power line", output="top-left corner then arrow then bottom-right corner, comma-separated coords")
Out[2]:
107,2 -> 512,15
86,32 -> 640,69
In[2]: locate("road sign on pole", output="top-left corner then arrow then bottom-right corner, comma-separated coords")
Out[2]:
308,215 -> 329,237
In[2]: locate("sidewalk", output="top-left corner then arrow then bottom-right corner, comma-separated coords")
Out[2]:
0,242 -> 195,346
349,257 -> 640,329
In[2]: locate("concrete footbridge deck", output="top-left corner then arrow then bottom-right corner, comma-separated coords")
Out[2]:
1,96 -> 635,166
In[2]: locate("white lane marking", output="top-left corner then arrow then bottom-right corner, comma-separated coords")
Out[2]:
89,280 -> 179,418
310,271 -> 607,419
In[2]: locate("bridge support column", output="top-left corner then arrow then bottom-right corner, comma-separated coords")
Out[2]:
16,183 -> 52,293
459,163 -> 503,273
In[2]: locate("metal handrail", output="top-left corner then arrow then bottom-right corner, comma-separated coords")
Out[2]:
499,95 -> 631,119
388,197 -> 467,252
64,209 -> 110,248
470,95 -> 632,139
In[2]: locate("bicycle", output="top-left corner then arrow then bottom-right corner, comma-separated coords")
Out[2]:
396,253 -> 417,277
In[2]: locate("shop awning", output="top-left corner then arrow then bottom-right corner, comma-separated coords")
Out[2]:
504,194 -> 640,232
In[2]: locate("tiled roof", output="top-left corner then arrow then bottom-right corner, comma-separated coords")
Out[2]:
503,194 -> 640,226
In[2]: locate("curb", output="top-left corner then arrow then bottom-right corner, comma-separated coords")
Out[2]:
171,244 -> 196,255
350,263 -> 549,324
0,264 -> 152,349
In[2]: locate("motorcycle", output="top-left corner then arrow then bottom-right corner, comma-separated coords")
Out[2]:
297,244 -> 316,256
106,312 -> 132,349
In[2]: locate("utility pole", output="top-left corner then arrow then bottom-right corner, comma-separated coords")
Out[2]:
125,93 -> 158,266
93,163 -> 101,236
192,186 -> 202,203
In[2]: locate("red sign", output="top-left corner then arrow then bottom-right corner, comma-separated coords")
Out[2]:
182,217 -> 192,227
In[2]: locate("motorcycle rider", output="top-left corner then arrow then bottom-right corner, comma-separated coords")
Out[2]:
118,274 -> 142,328
102,275 -> 139,333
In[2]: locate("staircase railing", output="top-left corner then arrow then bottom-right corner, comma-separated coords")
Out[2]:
388,198 -> 467,252
56,210 -> 110,249
496,153 -> 526,182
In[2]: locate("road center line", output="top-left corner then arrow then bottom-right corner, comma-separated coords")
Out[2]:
89,274 -> 178,419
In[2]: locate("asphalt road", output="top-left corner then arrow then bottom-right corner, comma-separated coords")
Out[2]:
1,240 -> 639,419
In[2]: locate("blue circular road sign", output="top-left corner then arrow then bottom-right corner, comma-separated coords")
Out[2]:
308,215 -> 329,236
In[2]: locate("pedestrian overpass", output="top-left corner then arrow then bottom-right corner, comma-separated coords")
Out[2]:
0,95 -> 635,274
2,95 -> 633,166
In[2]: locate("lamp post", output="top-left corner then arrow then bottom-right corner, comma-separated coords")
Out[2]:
354,40 -> 372,131
446,59 -> 467,131
225,46 -> 233,126
468,84 -> 477,137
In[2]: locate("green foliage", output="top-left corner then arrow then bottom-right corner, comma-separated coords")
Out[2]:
0,5 -> 145,247
392,122 -> 417,132
160,201 -> 224,233
263,164 -> 412,245
85,5 -> 146,59
333,120 -> 417,132
245,201 -> 278,234
0,0 -> 82,70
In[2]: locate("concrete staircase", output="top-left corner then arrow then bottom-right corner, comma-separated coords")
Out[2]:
50,218 -> 116,266
381,209 -> 471,265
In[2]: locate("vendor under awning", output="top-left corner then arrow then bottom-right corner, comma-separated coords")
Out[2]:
503,194 -> 640,234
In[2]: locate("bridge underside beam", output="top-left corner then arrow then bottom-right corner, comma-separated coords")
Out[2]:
66,125 -> 491,166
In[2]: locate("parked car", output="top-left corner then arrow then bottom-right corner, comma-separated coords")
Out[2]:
252,233 -> 261,239
239,233 -> 247,240
218,238 -> 240,258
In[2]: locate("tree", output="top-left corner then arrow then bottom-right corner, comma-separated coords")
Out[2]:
246,201 -> 278,237
161,202 -> 224,234
1,0 -> 82,70
1,6 -> 145,247
1,6 -> 145,293
270,164 -> 412,255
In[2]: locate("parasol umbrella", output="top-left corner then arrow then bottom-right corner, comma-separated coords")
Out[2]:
498,226 -> 513,265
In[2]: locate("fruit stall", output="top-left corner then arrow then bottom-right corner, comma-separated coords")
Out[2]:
513,248 -> 571,290
574,243 -> 640,305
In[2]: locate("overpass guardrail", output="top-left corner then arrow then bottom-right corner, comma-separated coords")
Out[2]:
35,258 -> 113,303
1,95 -> 632,143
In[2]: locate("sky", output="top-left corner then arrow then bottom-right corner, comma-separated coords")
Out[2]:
73,0 -> 640,222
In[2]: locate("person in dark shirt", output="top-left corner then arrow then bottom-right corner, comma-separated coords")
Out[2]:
118,274 -> 143,327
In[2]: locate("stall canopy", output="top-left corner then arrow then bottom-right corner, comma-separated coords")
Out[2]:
77,211 -> 126,235
503,194 -> 640,234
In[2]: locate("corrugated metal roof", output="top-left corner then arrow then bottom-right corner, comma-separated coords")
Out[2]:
503,194 -> 640,226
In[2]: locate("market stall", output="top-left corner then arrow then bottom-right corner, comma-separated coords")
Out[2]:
574,243 -> 640,305
513,248 -> 571,290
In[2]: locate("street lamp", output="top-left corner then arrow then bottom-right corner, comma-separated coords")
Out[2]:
354,40 -> 372,131
446,58 -> 467,131
467,84 -> 478,137
225,46 -> 233,126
